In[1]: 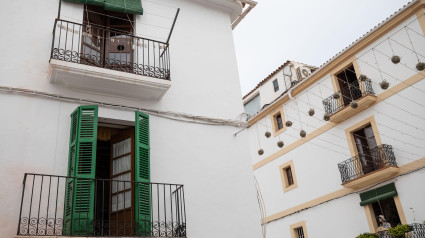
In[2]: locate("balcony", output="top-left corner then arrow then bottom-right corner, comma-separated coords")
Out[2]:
17,173 -> 186,237
337,145 -> 399,189
322,79 -> 376,123
49,19 -> 171,100
377,223 -> 425,238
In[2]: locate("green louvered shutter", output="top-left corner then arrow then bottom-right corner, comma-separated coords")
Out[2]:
360,183 -> 398,206
63,0 -> 105,6
64,105 -> 98,235
105,0 -> 143,15
134,111 -> 151,236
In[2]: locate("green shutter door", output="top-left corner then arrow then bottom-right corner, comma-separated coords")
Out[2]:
64,105 -> 98,235
134,111 -> 151,236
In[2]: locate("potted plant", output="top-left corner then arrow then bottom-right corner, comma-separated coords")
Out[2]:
388,224 -> 411,238
356,232 -> 378,238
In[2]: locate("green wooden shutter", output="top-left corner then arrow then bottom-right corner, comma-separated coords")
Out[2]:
105,0 -> 143,15
63,0 -> 105,6
360,183 -> 398,206
64,105 -> 98,235
134,111 -> 151,236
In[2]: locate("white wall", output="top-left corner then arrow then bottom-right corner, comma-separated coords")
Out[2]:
0,0 -> 262,238
248,11 -> 425,238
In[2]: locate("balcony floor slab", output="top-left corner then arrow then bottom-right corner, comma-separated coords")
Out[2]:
341,166 -> 399,189
330,95 -> 377,123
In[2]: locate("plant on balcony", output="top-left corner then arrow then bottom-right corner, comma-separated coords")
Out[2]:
416,62 -> 425,71
277,141 -> 284,148
356,232 -> 379,238
358,74 -> 368,82
333,92 -> 341,99
391,55 -> 401,64
258,149 -> 264,155
379,80 -> 390,90
389,224 -> 411,238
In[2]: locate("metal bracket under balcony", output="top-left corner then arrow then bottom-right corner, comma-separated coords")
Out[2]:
48,20 -> 171,100
337,144 -> 399,189
322,80 -> 376,123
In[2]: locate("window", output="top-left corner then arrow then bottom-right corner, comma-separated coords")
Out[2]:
276,114 -> 283,130
334,64 -> 362,106
273,79 -> 279,92
279,160 -> 297,192
243,94 -> 261,117
290,221 -> 308,238
270,107 -> 286,136
285,167 -> 294,186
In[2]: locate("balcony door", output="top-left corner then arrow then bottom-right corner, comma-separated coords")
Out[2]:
82,5 -> 134,71
353,125 -> 378,175
337,65 -> 362,106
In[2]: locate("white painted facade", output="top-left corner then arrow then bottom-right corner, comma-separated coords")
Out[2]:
245,1 -> 425,237
243,61 -> 315,118
0,1 -> 262,238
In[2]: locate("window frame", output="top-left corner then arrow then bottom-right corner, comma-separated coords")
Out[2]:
279,160 -> 298,192
273,79 -> 279,92
290,221 -> 308,238
329,56 -> 363,94
270,107 -> 286,137
345,116 -> 382,158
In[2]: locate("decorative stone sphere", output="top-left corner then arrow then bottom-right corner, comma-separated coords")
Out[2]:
324,113 -> 331,121
358,74 -> 368,82
277,141 -> 284,148
380,80 -> 390,90
258,149 -> 264,155
391,55 -> 401,64
300,130 -> 307,138
285,121 -> 293,127
416,62 -> 425,71
308,108 -> 315,116
350,101 -> 359,109
265,131 -> 271,138
333,92 -> 341,99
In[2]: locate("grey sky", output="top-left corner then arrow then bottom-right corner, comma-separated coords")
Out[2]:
234,0 -> 411,96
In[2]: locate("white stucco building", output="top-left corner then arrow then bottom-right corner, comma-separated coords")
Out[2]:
0,0 -> 262,238
244,1 -> 425,237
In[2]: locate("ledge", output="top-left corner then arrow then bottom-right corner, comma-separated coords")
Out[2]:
342,166 -> 400,189
330,95 -> 377,123
49,59 -> 171,100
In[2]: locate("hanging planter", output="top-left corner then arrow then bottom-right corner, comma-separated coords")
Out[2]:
285,121 -> 293,127
265,131 -> 271,138
416,62 -> 425,71
332,92 -> 341,99
350,101 -> 359,109
277,141 -> 284,148
323,113 -> 331,121
308,108 -> 315,116
379,80 -> 390,90
391,55 -> 401,64
300,130 -> 306,138
258,149 -> 264,155
358,74 -> 368,82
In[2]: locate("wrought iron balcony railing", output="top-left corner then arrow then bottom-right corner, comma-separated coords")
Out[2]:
17,173 -> 186,237
337,144 -> 397,183
51,19 -> 170,80
322,79 -> 374,115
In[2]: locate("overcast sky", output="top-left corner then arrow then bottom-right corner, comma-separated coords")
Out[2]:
233,0 -> 411,96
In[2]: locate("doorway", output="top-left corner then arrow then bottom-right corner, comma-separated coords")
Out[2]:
336,65 -> 362,106
82,5 -> 134,71
353,124 -> 378,175
95,119 -> 135,236
372,197 -> 402,227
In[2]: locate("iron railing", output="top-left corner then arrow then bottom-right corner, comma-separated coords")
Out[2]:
377,223 -> 425,238
337,144 -> 397,183
51,19 -> 170,80
322,79 -> 374,115
17,173 -> 186,237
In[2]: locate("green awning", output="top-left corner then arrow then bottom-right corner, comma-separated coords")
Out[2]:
63,0 -> 143,15
359,183 -> 397,206
105,0 -> 143,15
